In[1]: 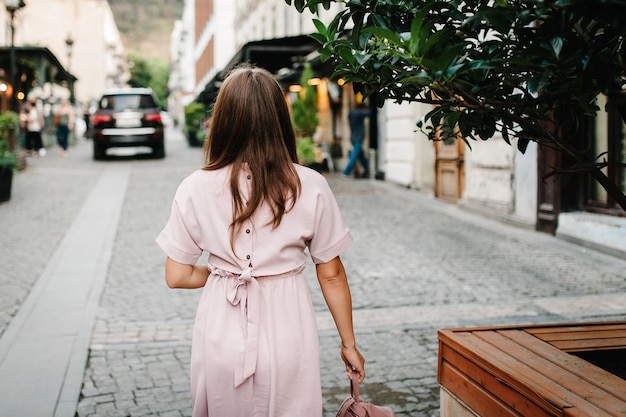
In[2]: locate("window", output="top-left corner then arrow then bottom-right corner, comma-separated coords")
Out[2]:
585,95 -> 626,215
100,94 -> 157,111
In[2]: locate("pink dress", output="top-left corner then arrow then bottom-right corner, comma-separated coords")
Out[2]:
156,164 -> 352,417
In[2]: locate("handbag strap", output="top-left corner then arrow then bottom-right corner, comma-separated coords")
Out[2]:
350,370 -> 361,401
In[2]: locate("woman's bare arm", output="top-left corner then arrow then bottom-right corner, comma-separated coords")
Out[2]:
316,256 -> 365,382
164,257 -> 209,289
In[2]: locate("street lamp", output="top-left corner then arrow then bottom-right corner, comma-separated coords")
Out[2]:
64,34 -> 74,103
65,33 -> 73,71
5,0 -> 25,113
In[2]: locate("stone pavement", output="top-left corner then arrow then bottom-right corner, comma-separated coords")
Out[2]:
0,129 -> 625,417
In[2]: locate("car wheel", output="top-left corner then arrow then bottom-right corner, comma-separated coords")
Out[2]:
93,143 -> 106,160
153,144 -> 165,159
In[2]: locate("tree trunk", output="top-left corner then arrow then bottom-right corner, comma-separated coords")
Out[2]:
589,166 -> 626,211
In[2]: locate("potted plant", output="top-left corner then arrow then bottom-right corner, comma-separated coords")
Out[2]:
183,102 -> 207,147
0,111 -> 19,151
0,139 -> 17,202
296,136 -> 317,166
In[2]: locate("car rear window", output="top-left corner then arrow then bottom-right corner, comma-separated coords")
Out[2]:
99,94 -> 157,111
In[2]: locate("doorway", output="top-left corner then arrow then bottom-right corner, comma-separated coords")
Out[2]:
435,136 -> 464,202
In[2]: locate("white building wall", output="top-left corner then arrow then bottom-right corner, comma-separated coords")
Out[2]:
100,6 -> 127,91
12,0 -> 126,105
168,20 -> 189,124
180,1 -> 195,95
382,101 -> 435,192
168,0 -> 198,124
214,3 -> 236,73
382,100 -> 542,227
234,0 -> 343,45
463,137 -> 515,210
381,97 -> 536,223
194,0 -> 236,97
1,7 -> 25,46
384,102 -> 416,185
380,100 -> 536,221
20,0 -> 126,104
513,141 -> 537,222
461,136 -> 537,225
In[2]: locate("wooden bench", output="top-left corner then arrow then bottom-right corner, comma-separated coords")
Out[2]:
438,321 -> 626,417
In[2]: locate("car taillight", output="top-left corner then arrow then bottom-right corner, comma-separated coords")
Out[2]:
144,112 -> 162,123
92,114 -> 113,124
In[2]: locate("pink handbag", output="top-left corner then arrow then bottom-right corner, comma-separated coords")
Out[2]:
336,371 -> 396,417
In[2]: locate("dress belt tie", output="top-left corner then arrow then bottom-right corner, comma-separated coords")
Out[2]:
224,266 -> 260,388
209,263 -> 306,388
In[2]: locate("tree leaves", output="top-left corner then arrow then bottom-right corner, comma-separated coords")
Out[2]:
286,0 -> 626,208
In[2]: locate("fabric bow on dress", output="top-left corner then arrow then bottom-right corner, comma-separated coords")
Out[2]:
225,266 -> 261,387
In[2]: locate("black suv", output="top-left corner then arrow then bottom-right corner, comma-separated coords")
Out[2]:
91,88 -> 165,159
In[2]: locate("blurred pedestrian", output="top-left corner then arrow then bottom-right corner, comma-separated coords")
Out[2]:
19,106 -> 28,147
342,101 -> 370,178
156,64 -> 365,417
82,104 -> 91,139
25,99 -> 45,157
54,98 -> 74,157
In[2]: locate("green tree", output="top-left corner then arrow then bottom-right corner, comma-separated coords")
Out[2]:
127,55 -> 150,88
128,53 -> 170,108
286,0 -> 626,210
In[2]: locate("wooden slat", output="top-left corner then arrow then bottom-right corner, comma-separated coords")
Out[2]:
530,329 -> 626,342
549,337 -> 626,352
440,361 -> 524,417
476,330 -> 626,415
440,343 -> 555,417
438,329 -> 615,417
443,321 -> 626,335
527,324 -> 626,351
527,323 -> 626,336
507,330 -> 626,402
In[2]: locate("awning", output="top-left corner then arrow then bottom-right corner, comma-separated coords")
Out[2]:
0,46 -> 77,104
196,34 -> 320,104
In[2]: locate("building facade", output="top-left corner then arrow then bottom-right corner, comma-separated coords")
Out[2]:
382,94 -> 625,256
10,0 -> 128,106
171,0 -> 626,257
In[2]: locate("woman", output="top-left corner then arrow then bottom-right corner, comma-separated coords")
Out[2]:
25,99 -> 45,157
156,65 -> 365,416
54,98 -> 74,157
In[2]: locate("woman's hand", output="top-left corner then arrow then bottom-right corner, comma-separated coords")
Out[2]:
341,344 -> 365,383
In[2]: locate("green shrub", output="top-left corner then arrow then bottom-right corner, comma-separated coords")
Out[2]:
184,102 -> 206,134
296,137 -> 316,166
292,62 -> 319,138
0,140 -> 17,174
183,102 -> 207,147
0,111 -> 19,137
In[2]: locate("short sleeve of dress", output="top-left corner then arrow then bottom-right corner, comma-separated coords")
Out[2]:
308,177 -> 352,264
155,180 -> 203,265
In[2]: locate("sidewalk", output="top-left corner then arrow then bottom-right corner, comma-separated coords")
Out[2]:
0,142 -> 130,416
0,133 -> 625,417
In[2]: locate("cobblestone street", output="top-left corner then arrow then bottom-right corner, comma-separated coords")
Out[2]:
1,129 -> 625,417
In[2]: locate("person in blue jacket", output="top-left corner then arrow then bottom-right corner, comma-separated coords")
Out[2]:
343,101 -> 370,178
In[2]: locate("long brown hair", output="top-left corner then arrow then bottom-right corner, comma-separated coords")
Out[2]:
203,64 -> 301,248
